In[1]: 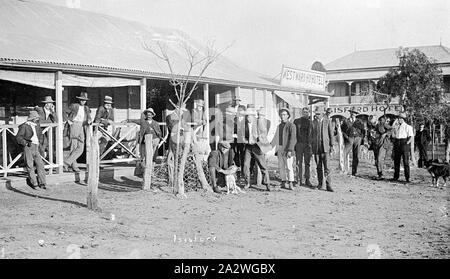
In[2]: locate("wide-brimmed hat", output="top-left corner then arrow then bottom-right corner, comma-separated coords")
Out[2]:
27,110 -> 40,121
76,92 -> 89,101
218,141 -> 231,149
326,108 -> 333,113
398,112 -> 407,119
246,104 -> 257,115
196,99 -> 205,107
41,96 -> 55,103
315,106 -> 326,115
348,107 -> 359,115
302,107 -> 310,112
103,95 -> 113,104
257,107 -> 266,116
233,96 -> 242,101
144,107 -> 156,116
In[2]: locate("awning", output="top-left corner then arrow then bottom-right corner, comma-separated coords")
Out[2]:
0,69 -> 55,89
0,69 -> 141,89
273,91 -> 302,108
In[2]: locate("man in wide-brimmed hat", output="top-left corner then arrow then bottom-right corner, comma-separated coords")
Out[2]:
128,107 -> 162,171
242,104 -> 270,191
341,106 -> 365,176
207,141 -> 235,193
311,106 -> 335,192
293,106 -> 313,187
63,91 -> 92,172
16,110 -> 47,190
415,122 -> 431,168
271,107 -> 296,190
232,105 -> 247,178
391,112 -> 414,182
34,96 -> 57,158
94,95 -> 115,155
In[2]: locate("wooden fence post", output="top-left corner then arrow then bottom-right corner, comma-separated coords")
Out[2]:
336,118 -> 345,172
142,134 -> 153,190
87,127 -> 99,210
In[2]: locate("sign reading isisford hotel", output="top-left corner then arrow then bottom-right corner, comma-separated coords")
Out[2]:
329,104 -> 404,116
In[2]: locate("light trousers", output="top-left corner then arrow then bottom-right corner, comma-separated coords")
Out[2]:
277,146 -> 295,182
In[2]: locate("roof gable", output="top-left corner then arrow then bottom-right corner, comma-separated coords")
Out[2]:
325,45 -> 450,71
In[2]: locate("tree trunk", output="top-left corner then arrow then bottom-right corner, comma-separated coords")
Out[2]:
194,153 -> 211,192
87,127 -> 100,211
176,129 -> 191,198
336,118 -> 345,172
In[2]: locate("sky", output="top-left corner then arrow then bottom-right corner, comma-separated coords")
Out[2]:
39,0 -> 450,77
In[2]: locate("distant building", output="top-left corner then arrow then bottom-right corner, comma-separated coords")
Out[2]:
325,45 -> 450,119
324,45 -> 450,145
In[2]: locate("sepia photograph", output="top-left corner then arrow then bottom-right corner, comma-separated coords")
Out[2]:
0,0 -> 449,263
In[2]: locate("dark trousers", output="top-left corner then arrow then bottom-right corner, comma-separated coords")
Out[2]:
373,145 -> 387,176
24,143 -> 46,186
244,144 -> 269,185
232,141 -> 246,174
417,144 -> 428,168
209,167 -> 225,188
393,138 -> 410,181
314,152 -> 331,187
344,136 -> 361,175
295,142 -> 312,182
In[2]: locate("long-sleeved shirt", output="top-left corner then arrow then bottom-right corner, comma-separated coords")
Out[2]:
392,122 -> 414,139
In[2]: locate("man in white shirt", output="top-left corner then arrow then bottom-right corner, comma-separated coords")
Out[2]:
391,112 -> 414,182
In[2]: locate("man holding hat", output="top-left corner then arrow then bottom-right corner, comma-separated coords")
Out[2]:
243,104 -> 271,191
16,110 -> 47,189
208,141 -> 235,193
35,96 -> 57,157
63,91 -> 92,172
271,108 -> 296,190
311,106 -> 335,191
94,95 -> 115,155
293,107 -> 313,187
391,112 -> 414,182
341,107 -> 365,176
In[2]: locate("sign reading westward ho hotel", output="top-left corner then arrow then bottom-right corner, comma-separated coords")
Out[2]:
280,65 -> 326,92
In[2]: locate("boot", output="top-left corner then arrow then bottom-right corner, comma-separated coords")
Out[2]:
305,179 -> 313,188
212,185 -> 221,193
297,180 -> 302,187
287,181 -> 294,190
265,182 -> 271,192
317,182 -> 323,190
281,181 -> 286,189
326,184 -> 334,192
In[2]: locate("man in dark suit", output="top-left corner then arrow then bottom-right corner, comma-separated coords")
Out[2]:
94,95 -> 115,156
16,111 -> 47,190
208,141 -> 234,193
415,123 -> 431,168
311,106 -> 335,192
341,107 -> 365,176
129,108 -> 162,162
34,96 -> 57,159
293,107 -> 313,187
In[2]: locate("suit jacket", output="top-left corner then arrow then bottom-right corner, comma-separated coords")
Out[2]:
293,116 -> 312,146
16,122 -> 44,149
244,117 -> 260,145
341,117 -> 365,141
311,117 -> 334,154
235,116 -> 246,144
94,105 -> 114,127
271,121 -> 296,152
415,129 -> 431,147
130,117 -> 162,144
207,149 -> 234,172
64,103 -> 91,124
35,106 -> 57,124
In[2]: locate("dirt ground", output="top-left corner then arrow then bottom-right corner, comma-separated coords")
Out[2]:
0,157 -> 449,259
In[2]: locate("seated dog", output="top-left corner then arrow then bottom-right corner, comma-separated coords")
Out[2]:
425,160 -> 450,187
221,165 -> 245,194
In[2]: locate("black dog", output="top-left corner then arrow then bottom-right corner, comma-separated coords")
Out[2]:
425,159 -> 450,187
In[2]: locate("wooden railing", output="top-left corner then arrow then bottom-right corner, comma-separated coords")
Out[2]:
0,123 -> 58,177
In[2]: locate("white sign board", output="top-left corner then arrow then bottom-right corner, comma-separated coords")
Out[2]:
280,65 -> 326,92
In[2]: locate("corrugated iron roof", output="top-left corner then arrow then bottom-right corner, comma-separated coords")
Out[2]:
0,0 -> 328,94
325,45 -> 450,71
